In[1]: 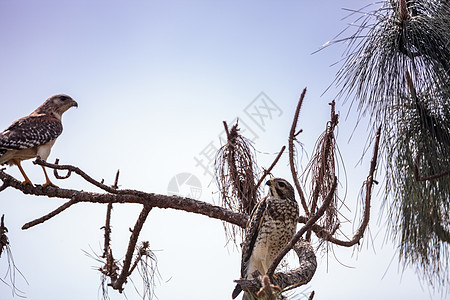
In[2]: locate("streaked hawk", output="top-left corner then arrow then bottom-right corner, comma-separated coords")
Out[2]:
232,178 -> 299,299
0,94 -> 77,187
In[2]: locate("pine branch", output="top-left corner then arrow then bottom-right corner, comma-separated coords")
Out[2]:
288,88 -> 309,215
0,165 -> 248,230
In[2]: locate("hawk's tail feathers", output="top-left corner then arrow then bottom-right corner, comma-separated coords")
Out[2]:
231,284 -> 242,299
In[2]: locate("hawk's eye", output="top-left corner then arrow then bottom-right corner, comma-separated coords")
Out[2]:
278,181 -> 286,188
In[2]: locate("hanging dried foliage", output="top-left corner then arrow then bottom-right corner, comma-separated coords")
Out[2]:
215,121 -> 260,216
303,101 -> 340,239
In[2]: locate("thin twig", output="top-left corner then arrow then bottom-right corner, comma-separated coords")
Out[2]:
112,170 -> 120,190
288,88 -> 309,215
103,202 -> 113,258
111,205 -> 152,292
22,199 -> 78,230
255,146 -> 286,190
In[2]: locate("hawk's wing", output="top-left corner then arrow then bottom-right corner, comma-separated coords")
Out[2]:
0,114 -> 62,150
240,195 -> 268,278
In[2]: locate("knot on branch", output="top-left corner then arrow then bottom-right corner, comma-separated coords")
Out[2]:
51,158 -> 72,179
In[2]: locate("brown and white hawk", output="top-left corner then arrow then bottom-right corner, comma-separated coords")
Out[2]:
0,94 -> 77,187
232,178 -> 299,299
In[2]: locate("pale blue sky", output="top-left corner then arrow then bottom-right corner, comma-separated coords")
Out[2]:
0,1 -> 441,300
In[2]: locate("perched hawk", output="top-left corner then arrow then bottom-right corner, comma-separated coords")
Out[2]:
232,178 -> 299,300
0,94 -> 77,187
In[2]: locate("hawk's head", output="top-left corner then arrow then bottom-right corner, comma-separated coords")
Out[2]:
34,94 -> 78,119
266,178 -> 295,200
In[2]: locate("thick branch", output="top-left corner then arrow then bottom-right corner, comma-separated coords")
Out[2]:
289,88 -> 309,215
0,169 -> 248,230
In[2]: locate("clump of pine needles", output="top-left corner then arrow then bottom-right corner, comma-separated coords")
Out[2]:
330,0 -> 450,291
335,0 -> 450,123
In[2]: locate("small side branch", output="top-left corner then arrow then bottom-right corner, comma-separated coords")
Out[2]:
34,158 -> 119,193
414,156 -> 449,182
255,146 -> 286,190
0,214 -> 8,257
102,202 -> 113,258
111,205 -> 152,292
298,125 -> 380,247
22,199 -> 78,230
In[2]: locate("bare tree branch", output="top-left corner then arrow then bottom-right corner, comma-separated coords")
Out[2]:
255,145 -> 286,190
34,157 -> 120,193
22,199 -> 78,230
0,167 -> 248,230
289,88 -> 309,215
414,156 -> 449,182
300,125 -> 380,247
216,121 -> 260,215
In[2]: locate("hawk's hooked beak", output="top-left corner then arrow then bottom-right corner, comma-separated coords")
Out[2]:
265,179 -> 272,186
71,100 -> 78,108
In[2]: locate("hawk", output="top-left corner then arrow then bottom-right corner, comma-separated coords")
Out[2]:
232,178 -> 299,299
0,94 -> 77,187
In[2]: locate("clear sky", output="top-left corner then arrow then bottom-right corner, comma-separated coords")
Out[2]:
0,1 -> 442,300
